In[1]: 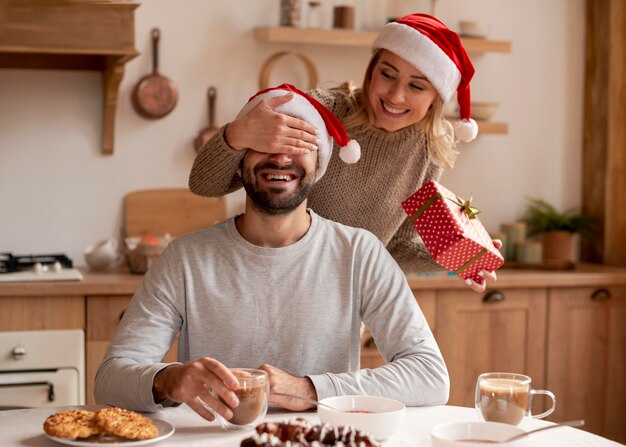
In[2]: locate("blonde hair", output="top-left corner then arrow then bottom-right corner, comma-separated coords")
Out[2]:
336,50 -> 458,169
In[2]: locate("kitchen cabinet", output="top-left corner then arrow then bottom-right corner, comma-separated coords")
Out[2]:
360,290 -> 436,369
0,0 -> 139,155
253,26 -> 510,135
85,295 -> 178,404
0,296 -> 84,330
436,288 -> 547,408
545,286 -> 626,443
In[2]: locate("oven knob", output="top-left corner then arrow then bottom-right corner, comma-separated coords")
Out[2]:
12,345 -> 26,360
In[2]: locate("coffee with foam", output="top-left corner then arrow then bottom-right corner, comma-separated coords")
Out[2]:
475,373 -> 555,425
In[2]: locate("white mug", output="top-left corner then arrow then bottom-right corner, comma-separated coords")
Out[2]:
84,238 -> 122,270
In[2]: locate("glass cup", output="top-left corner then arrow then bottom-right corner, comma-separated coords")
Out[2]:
201,368 -> 269,430
475,372 -> 556,426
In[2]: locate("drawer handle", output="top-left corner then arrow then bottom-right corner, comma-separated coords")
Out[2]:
0,381 -> 55,402
483,291 -> 505,303
11,345 -> 26,360
591,288 -> 611,301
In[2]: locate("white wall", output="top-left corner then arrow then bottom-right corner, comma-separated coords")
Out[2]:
0,0 -> 585,267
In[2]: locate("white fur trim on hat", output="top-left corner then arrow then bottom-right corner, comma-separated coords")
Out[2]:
372,22 -> 461,102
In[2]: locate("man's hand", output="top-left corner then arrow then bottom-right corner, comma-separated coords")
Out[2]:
258,364 -> 317,411
225,93 -> 319,154
463,239 -> 503,293
152,357 -> 240,422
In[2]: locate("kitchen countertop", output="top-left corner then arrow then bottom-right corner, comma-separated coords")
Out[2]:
1,264 -> 626,297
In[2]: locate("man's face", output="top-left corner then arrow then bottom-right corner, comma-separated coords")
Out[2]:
241,150 -> 318,215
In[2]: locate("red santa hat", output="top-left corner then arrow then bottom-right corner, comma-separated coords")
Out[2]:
372,13 -> 478,142
237,83 -> 361,181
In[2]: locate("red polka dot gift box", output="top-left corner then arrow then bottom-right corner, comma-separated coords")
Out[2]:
402,180 -> 504,284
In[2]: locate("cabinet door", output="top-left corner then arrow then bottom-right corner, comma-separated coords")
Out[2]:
436,288 -> 548,407
0,296 -> 84,330
360,290 -> 436,369
86,295 -> 179,404
546,287 -> 626,443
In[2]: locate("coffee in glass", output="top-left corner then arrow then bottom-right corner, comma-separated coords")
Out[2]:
475,372 -> 555,426
201,368 -> 269,430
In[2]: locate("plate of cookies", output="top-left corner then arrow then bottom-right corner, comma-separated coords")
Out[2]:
43,407 -> 174,446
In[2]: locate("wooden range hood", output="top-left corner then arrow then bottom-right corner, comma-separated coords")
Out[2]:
0,0 -> 140,155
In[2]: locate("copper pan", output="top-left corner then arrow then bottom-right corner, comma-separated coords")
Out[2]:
132,28 -> 178,119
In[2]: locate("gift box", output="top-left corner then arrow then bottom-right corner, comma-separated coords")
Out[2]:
402,180 -> 504,283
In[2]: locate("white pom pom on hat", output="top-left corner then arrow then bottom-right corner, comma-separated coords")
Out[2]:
237,83 -> 361,181
372,13 -> 479,142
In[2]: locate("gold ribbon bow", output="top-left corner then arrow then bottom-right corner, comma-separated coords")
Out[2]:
448,196 -> 481,220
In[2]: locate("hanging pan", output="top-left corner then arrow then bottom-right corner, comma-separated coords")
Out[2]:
132,28 -> 178,119
194,86 -> 219,153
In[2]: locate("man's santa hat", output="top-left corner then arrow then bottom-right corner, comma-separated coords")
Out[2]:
372,13 -> 478,142
237,83 -> 361,181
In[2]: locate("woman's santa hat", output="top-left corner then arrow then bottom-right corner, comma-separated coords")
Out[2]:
237,83 -> 360,181
372,13 -> 478,142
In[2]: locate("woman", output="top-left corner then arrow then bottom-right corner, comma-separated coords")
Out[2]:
189,13 -> 499,291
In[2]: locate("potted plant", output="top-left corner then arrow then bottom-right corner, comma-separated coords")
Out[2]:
523,198 -> 593,264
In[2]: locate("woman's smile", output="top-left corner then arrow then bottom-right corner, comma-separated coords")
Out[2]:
380,100 -> 410,116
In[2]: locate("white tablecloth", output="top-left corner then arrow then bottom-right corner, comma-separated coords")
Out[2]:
0,404 -> 622,446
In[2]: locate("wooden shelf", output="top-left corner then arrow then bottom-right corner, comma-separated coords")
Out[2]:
0,1 -> 140,155
255,26 -> 510,135
474,121 -> 508,134
254,27 -> 512,53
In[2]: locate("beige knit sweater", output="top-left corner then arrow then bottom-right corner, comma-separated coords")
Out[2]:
189,88 -> 444,273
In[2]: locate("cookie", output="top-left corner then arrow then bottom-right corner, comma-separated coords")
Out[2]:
95,407 -> 158,440
43,409 -> 102,440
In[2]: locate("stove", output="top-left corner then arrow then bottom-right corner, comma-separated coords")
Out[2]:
0,253 -> 83,282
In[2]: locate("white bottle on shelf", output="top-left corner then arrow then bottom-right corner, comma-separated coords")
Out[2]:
306,1 -> 323,28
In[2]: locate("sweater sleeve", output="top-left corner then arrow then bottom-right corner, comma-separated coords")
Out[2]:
386,161 -> 446,273
386,218 -> 443,273
188,125 -> 246,197
308,235 -> 450,406
94,244 -> 184,412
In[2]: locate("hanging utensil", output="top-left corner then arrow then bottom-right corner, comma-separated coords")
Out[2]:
194,86 -> 219,152
132,28 -> 178,119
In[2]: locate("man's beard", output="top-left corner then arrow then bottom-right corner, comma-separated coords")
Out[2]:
242,161 -> 316,215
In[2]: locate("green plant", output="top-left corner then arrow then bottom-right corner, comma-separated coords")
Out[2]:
523,198 -> 593,237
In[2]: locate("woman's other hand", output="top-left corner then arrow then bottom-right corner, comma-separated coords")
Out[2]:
464,239 -> 503,293
224,93 -> 319,154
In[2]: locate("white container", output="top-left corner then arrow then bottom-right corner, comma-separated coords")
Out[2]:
431,421 -> 527,447
317,395 -> 405,440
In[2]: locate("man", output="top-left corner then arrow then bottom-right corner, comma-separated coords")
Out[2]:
95,84 -> 449,423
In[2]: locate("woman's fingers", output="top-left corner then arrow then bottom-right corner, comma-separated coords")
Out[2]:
464,269 -> 498,293
281,115 -> 319,144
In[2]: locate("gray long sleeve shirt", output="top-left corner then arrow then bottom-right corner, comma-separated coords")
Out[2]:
94,211 -> 449,411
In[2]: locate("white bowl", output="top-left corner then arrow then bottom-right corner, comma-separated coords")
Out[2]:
471,102 -> 499,121
431,421 -> 527,447
317,395 -> 405,440
459,20 -> 489,38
